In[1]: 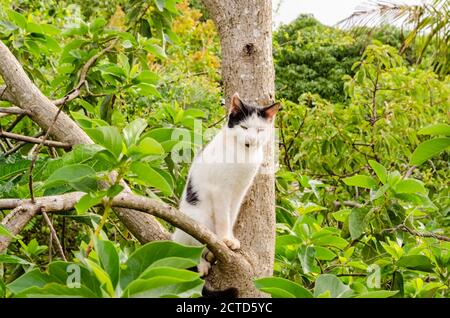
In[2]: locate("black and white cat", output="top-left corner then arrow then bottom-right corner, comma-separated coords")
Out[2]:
173,93 -> 280,276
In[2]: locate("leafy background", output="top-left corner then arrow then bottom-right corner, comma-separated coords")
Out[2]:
0,0 -> 449,298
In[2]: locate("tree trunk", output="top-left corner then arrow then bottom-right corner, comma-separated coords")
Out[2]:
201,0 -> 276,297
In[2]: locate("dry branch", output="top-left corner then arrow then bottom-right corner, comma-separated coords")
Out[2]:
0,192 -> 237,263
0,131 -> 71,149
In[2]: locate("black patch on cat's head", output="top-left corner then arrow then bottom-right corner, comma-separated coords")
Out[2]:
185,178 -> 199,205
227,93 -> 281,128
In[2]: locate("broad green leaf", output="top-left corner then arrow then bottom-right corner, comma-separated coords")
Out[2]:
418,124 -> 450,136
143,43 -> 166,58
394,179 -> 427,194
349,208 -> 367,240
130,162 -> 173,195
45,164 -> 97,192
86,126 -> 124,160
75,192 -> 104,214
85,259 -> 115,297
314,274 -> 353,298
95,239 -> 120,288
123,118 -> 148,148
312,235 -> 348,250
314,246 -> 337,261
254,277 -> 313,298
343,175 -> 377,189
123,276 -> 203,298
368,160 -> 387,184
410,137 -> 450,166
119,241 -> 203,289
7,269 -> 54,294
128,137 -> 165,158
7,10 -> 27,29
149,257 -> 198,270
397,255 -> 434,272
135,70 -> 159,84
332,209 -> 351,222
14,283 -> 98,298
298,246 -> 316,274
0,254 -> 32,265
355,290 -> 398,298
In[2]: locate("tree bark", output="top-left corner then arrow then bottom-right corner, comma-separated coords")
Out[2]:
201,0 -> 276,297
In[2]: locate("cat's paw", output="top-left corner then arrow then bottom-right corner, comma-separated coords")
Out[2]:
222,237 -> 241,250
205,250 -> 216,263
198,258 -> 211,277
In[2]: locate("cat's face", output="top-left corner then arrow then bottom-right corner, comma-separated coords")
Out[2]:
226,93 -> 280,149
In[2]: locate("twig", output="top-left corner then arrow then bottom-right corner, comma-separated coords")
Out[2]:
382,224 -> 450,242
52,40 -> 117,106
2,131 -> 44,157
207,114 -> 227,128
0,107 -> 31,116
403,165 -> 416,178
0,131 -> 71,149
41,210 -> 67,261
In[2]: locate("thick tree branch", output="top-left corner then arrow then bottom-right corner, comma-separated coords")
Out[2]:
0,192 -> 237,263
0,131 -> 71,149
0,106 -> 31,116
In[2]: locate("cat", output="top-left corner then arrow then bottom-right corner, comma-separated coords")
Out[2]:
172,92 -> 280,276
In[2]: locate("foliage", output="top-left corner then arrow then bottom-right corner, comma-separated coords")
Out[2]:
1,1 -> 449,299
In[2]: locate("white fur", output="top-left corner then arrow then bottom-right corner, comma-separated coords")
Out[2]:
172,112 -> 273,276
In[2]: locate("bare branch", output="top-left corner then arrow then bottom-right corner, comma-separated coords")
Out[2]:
0,204 -> 41,252
0,131 -> 71,149
0,107 -> 31,116
0,192 -> 235,262
41,210 -> 67,261
382,224 -> 450,242
52,40 -> 117,106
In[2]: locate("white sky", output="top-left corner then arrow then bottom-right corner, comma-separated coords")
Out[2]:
273,0 -> 426,28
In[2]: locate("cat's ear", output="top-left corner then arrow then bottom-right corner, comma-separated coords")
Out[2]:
262,102 -> 281,120
230,92 -> 244,113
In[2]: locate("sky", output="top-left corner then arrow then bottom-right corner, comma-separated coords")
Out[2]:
272,0 -> 426,28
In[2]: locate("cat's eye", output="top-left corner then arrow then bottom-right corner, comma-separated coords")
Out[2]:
240,125 -> 248,130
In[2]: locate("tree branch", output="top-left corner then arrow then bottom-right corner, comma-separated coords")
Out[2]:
41,210 -> 67,261
0,192 -> 236,263
382,224 -> 450,242
0,131 -> 71,149
0,107 -> 31,116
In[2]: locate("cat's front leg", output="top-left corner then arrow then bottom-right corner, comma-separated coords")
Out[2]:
212,196 -> 241,250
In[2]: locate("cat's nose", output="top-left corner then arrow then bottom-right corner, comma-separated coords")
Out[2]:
245,142 -> 250,148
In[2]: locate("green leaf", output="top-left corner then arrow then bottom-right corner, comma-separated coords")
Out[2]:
0,254 -> 32,265
7,10 -> 27,29
394,179 -> 427,194
45,164 -> 97,192
314,274 -> 353,298
0,224 -> 13,238
312,235 -> 348,250
298,246 -> 316,274
85,259 -> 115,297
314,246 -> 337,261
120,241 -> 203,290
95,239 -> 120,289
349,208 -> 367,240
343,175 -> 377,189
7,269 -> 54,294
123,275 -> 203,298
254,277 -> 313,298
418,124 -> 450,136
75,192 -> 104,214
14,283 -> 98,298
130,162 -> 173,195
354,290 -> 398,298
123,118 -> 148,148
397,255 -> 434,272
368,160 -> 387,184
135,70 -> 159,85
128,137 -> 165,158
143,43 -> 166,58
86,126 -> 124,160
410,137 -> 450,166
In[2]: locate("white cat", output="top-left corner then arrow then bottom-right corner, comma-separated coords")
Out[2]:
172,92 -> 280,276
